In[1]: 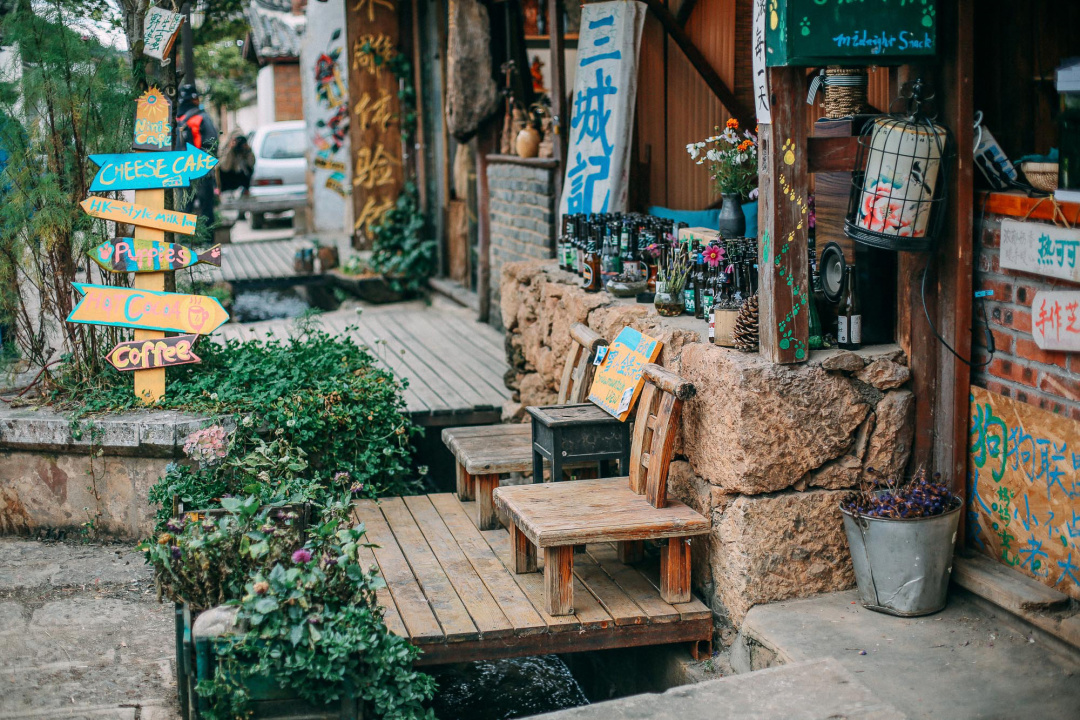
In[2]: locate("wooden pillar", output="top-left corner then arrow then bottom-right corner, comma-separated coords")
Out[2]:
510,523 -> 537,573
617,540 -> 644,564
455,463 -> 474,501
757,67 -> 810,365
133,187 -> 166,404
544,545 -> 574,615
547,0 -> 567,230
346,0 -> 404,248
476,127 -> 497,323
659,536 -> 691,604
474,473 -> 500,530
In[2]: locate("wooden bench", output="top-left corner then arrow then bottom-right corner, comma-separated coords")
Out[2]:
441,323 -> 607,529
494,364 -> 710,615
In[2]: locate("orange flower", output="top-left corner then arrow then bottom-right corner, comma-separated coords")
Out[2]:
737,139 -> 753,152
725,118 -> 739,130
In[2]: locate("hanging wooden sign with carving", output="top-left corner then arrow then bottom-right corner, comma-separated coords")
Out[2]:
1001,219 -> 1080,284
143,7 -> 184,62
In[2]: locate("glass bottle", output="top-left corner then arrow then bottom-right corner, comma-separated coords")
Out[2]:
582,237 -> 602,293
693,250 -> 708,319
808,265 -> 824,350
683,246 -> 699,316
837,266 -> 862,350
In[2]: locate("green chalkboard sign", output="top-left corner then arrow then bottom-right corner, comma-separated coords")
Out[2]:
764,0 -> 937,67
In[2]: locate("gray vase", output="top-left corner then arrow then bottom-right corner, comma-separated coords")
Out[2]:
718,192 -> 746,238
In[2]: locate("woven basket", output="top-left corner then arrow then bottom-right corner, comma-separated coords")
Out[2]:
1021,162 -> 1058,192
823,67 -> 868,119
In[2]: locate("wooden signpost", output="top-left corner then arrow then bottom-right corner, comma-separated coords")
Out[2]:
88,239 -> 221,274
587,327 -> 662,421
143,7 -> 184,62
106,335 -> 201,372
68,92 -> 228,403
1031,290 -> 1080,353
88,144 -> 218,191
67,284 -> 230,335
133,87 -> 173,151
80,197 -> 198,235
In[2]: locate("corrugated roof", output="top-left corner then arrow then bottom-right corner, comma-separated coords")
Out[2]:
245,1 -> 305,62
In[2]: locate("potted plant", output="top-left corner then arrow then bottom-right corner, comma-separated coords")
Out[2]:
687,119 -> 759,238
840,467 -> 962,616
653,241 -> 693,316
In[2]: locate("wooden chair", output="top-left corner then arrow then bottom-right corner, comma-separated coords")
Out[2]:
441,322 -> 607,530
494,364 -> 710,615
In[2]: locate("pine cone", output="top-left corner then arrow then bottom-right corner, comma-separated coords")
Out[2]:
733,295 -> 759,352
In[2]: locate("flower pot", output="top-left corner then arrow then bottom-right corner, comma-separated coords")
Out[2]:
712,307 -> 740,347
516,126 -> 541,158
717,192 -> 746,238
653,286 -> 684,317
840,498 -> 961,617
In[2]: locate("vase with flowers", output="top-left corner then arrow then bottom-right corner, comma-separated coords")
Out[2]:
687,119 -> 759,238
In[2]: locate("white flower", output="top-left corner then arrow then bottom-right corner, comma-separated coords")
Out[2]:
706,149 -> 721,162
686,144 -> 699,159
749,187 -> 760,200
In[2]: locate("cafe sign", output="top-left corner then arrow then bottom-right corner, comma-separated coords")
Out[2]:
1001,219 -> 1080,283
67,284 -> 230,335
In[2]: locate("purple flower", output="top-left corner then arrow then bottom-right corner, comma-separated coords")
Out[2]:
171,546 -> 182,559
292,548 -> 313,564
166,519 -> 184,532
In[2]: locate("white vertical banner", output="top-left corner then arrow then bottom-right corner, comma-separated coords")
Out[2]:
752,0 -> 771,124
300,0 -> 352,232
559,1 -> 646,219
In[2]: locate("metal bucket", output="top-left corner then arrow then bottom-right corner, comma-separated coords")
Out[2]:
840,498 -> 961,617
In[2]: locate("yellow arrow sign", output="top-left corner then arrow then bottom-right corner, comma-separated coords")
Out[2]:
80,197 -> 198,236
66,283 -> 229,335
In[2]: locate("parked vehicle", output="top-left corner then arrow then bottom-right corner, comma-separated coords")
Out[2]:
246,121 -> 308,229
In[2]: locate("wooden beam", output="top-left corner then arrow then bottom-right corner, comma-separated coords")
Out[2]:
674,0 -> 699,27
475,125 -> 497,323
547,0 -> 567,234
642,0 -> 754,129
757,67 -> 810,365
806,136 -> 859,174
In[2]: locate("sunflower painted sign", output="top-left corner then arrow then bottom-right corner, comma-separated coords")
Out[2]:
133,87 -> 172,151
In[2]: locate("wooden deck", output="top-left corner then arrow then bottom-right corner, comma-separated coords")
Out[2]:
351,494 -> 713,666
214,298 -> 510,425
192,236 -> 354,287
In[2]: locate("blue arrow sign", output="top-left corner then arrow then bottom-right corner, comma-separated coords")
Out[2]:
88,144 -> 218,191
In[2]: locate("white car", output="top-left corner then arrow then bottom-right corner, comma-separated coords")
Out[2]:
246,121 -> 308,228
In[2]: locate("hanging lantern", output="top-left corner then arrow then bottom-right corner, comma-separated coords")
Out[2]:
845,80 -> 953,252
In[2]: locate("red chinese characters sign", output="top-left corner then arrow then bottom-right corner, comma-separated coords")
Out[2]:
1032,291 -> 1080,353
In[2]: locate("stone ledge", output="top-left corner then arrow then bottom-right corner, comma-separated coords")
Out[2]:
0,405 -> 211,457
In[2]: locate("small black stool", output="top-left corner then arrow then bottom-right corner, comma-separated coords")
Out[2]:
527,403 -> 631,484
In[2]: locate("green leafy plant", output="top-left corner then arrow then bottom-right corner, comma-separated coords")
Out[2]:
686,118 -> 759,200
368,182 -> 436,295
180,497 -> 436,719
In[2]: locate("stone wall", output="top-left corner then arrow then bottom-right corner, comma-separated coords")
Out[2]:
487,157 -> 557,328
500,260 -> 917,629
0,407 -> 207,539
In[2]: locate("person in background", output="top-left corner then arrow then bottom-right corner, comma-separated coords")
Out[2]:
218,132 -> 256,197
176,84 -> 219,226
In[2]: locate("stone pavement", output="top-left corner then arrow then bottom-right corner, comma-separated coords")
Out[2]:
0,539 -> 178,719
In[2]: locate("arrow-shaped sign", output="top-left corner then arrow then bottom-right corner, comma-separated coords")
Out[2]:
67,283 -> 229,335
88,144 -> 218,191
88,239 -> 221,274
106,335 -> 201,372
80,197 -> 198,235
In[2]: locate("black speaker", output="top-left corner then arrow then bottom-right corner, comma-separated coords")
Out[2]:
818,242 -> 896,346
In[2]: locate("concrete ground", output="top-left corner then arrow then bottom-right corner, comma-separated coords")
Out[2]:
0,539 -> 178,719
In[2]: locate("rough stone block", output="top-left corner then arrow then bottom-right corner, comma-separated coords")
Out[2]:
712,490 -> 855,624
680,343 -> 870,493
855,358 -> 911,390
863,389 -> 915,480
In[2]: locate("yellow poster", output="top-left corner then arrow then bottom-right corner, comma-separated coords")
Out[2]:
587,327 -> 662,421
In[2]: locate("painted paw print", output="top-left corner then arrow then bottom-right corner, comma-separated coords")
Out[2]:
799,17 -> 810,37
922,5 -> 935,27
782,139 -> 796,166
768,0 -> 779,31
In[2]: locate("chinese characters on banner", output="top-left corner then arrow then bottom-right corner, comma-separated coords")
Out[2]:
558,1 -> 647,221
968,386 -> 1080,600
1032,291 -> 1080,353
346,0 -> 404,241
752,0 -> 772,124
1000,219 -> 1080,284
302,0 -> 353,232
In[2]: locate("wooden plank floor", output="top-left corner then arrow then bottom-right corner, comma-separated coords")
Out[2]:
190,236 -> 354,286
351,494 -> 713,666
214,297 -> 510,425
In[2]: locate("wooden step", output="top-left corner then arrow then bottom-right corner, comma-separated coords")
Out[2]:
952,552 -> 1070,613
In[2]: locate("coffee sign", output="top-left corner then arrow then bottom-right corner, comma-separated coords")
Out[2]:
106,335 -> 202,372
1031,291 -> 1080,353
1001,219 -> 1080,283
133,87 -> 172,151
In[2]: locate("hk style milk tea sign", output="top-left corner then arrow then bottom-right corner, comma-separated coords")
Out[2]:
67,88 -> 227,400
588,327 -> 662,421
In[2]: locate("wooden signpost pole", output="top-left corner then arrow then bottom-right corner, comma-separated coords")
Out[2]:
133,186 -> 167,403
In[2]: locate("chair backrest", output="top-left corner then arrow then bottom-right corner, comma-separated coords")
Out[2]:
628,364 -> 696,508
557,323 -> 607,404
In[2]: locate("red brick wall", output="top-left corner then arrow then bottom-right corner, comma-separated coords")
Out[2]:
273,63 -> 303,122
972,213 -> 1080,420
